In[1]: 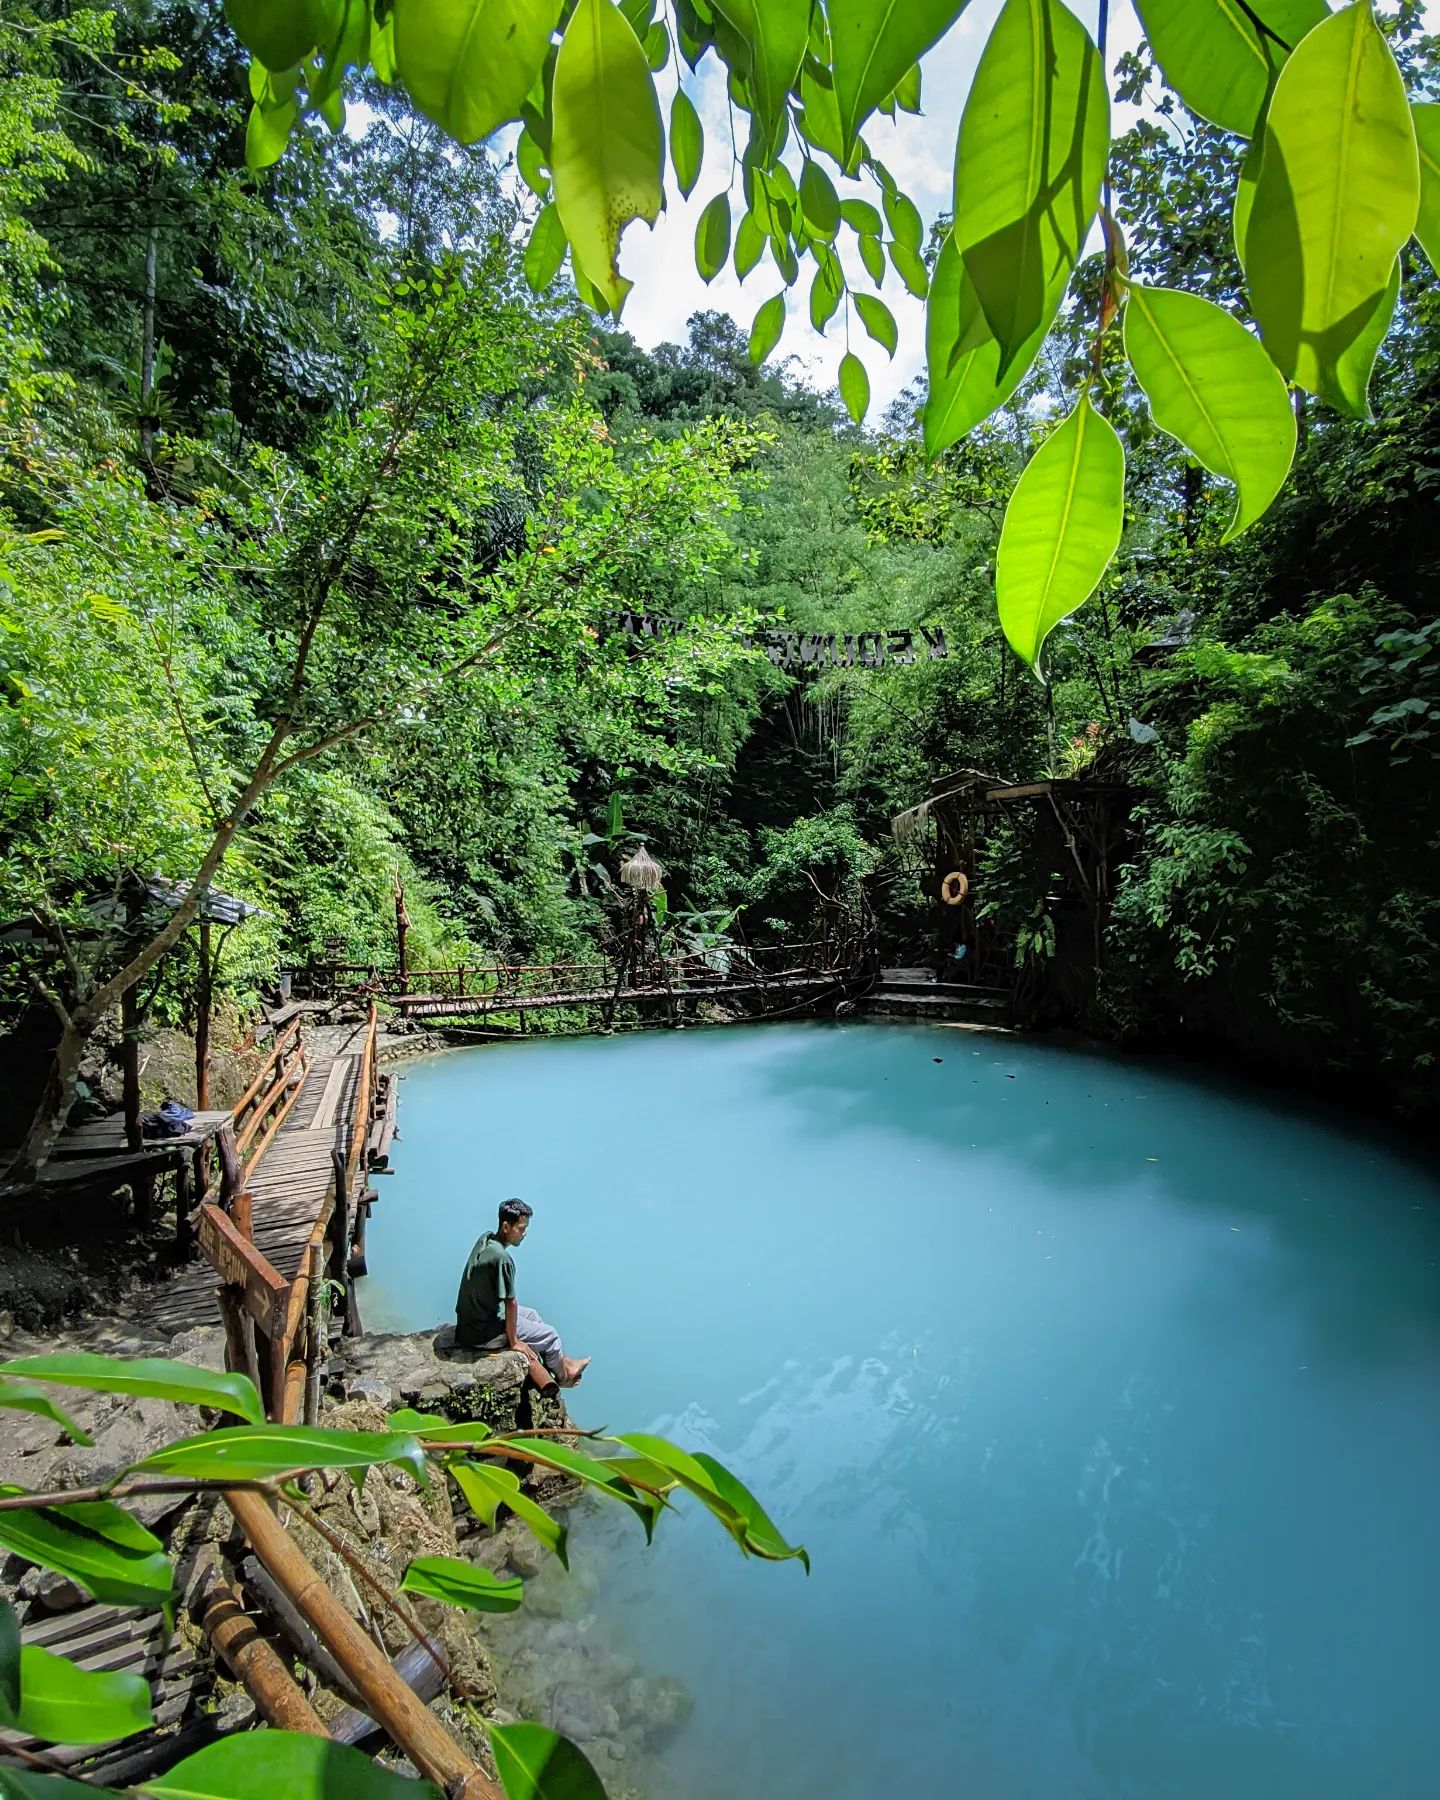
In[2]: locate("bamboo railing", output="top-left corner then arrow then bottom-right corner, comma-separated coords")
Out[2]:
230,1016 -> 308,1177
200,1001 -> 380,1424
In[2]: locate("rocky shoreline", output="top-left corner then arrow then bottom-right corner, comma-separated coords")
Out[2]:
0,1318 -> 689,1795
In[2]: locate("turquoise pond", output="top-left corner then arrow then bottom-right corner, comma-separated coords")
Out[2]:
360,1022 -> 1440,1799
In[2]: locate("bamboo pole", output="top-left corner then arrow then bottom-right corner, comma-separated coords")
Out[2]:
223,1489 -> 499,1799
198,1565 -> 327,1735
235,1039 -> 308,1163
304,1242 -> 324,1426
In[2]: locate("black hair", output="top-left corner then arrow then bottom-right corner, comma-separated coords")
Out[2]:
497,1198 -> 533,1227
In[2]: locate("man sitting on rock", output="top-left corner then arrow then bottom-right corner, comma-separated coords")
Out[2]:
453,1197 -> 590,1390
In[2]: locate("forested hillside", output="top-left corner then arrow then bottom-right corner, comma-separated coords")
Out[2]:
3,0 -> 1438,1129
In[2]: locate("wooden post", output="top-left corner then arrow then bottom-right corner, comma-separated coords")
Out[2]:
304,1244 -> 323,1427
121,981 -> 142,1152
216,1286 -> 248,1378
195,915 -> 212,1110
393,872 -> 410,989
174,1155 -> 194,1254
216,1121 -> 241,1203
198,1565 -> 328,1736
223,1489 -> 499,1799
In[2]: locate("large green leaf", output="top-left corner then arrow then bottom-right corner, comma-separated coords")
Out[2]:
711,1 -> 808,153
225,0 -> 335,71
1241,0 -> 1419,417
1232,134 -> 1262,266
131,1425 -> 426,1484
504,1437 -> 665,1537
0,1377 -> 93,1445
734,210 -> 766,279
551,0 -> 664,314
523,203 -> 568,292
1413,102 -> 1440,271
0,1767 -> 104,1797
840,197 -> 883,239
613,1434 -> 810,1569
387,1408 -> 493,1447
797,58 -> 864,174
838,351 -> 870,425
307,0 -> 370,110
1123,283 -> 1295,541
0,1644 -> 151,1746
244,94 -> 297,170
0,1597 -> 19,1716
923,235 -> 1058,454
0,1491 -> 173,1609
809,255 -> 843,332
799,159 -> 840,240
393,0 -> 559,144
0,1354 -> 263,1427
400,1555 -> 524,1613
854,292 -> 897,359
669,86 -> 704,198
749,292 -> 786,362
486,1721 -> 607,1800
951,0 -> 1108,366
995,394 -> 1125,675
450,1460 -> 569,1567
829,0 -> 970,157
145,1732 -> 444,1799
1132,0 -> 1328,138
695,192 -> 732,282
883,188 -> 923,254
1333,255 -> 1401,417
888,242 -> 929,300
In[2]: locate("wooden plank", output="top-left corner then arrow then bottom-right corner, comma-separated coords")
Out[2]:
308,1056 -> 354,1132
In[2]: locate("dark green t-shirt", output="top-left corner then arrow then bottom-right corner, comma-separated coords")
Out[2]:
455,1232 -> 515,1347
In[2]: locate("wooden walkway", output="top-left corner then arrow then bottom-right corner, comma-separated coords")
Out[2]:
0,1596 -> 221,1782
137,1024 -> 365,1340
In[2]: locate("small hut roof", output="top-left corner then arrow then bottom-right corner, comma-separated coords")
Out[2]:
0,872 -> 262,943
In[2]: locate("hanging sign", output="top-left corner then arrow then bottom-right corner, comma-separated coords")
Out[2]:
606,611 -> 948,669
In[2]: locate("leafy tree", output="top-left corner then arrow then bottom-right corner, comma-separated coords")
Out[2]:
220,0 -> 1440,675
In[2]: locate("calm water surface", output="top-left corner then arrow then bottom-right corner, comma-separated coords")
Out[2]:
362,1023 -> 1440,1799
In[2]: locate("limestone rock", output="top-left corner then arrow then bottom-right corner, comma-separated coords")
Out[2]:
620,1673 -> 695,1746
334,1328 -> 554,1437
550,1681 -> 621,1744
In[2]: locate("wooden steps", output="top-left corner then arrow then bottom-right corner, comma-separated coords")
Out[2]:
0,1599 -> 216,1777
862,969 -> 1014,1029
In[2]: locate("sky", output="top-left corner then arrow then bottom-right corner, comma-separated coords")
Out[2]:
603,0 -> 1149,414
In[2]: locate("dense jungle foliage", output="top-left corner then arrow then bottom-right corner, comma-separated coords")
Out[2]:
2,1 -> 1438,1125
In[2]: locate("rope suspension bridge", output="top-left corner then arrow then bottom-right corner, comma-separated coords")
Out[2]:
294,925 -> 883,1028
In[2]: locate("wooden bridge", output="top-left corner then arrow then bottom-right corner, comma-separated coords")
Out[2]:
136,1000 -> 391,1423
296,930 -> 879,1026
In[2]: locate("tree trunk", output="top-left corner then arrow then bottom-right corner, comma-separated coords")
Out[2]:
1183,462 -> 1204,546
11,1021 -> 90,1180
121,982 -> 143,1151
196,916 -> 212,1109
139,224 -> 159,465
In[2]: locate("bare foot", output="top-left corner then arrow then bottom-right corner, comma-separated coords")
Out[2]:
558,1356 -> 591,1387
